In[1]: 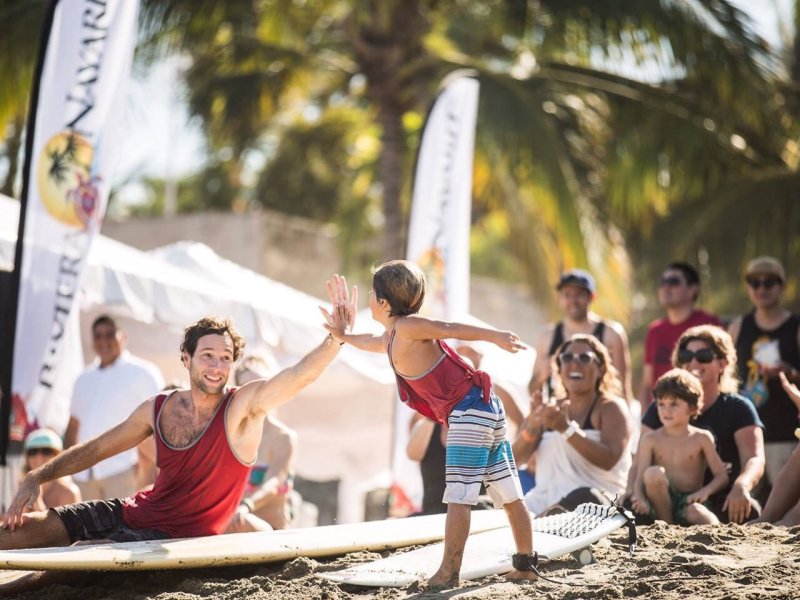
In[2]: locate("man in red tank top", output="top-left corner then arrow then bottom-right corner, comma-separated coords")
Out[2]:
1,286 -> 352,556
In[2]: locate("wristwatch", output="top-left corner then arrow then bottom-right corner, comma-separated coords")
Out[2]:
561,420 -> 582,440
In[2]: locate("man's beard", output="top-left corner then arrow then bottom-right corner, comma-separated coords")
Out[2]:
191,371 -> 226,395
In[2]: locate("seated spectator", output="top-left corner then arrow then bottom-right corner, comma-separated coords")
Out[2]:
514,334 -> 632,514
22,429 -> 80,510
634,325 -> 765,523
406,413 -> 448,515
226,354 -> 299,533
729,256 -> 800,489
631,369 -> 728,525
754,373 -> 800,526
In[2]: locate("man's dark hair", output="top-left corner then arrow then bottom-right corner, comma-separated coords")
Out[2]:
180,317 -> 245,361
92,314 -> 120,333
665,262 -> 700,287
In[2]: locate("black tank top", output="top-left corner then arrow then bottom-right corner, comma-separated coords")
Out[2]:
419,423 -> 447,514
735,311 -> 800,442
548,321 -> 607,356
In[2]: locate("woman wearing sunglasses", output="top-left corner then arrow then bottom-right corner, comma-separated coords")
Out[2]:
637,325 -> 765,524
22,429 -> 81,511
514,334 -> 632,515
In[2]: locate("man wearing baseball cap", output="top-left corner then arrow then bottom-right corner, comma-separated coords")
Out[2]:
528,269 -> 632,402
729,256 -> 800,490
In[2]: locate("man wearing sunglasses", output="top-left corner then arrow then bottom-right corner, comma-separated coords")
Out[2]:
729,256 -> 800,490
640,262 -> 722,412
529,269 -> 632,403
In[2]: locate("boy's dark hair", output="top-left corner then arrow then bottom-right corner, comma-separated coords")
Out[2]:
653,368 -> 704,413
92,314 -> 120,333
371,260 -> 426,317
180,317 -> 245,361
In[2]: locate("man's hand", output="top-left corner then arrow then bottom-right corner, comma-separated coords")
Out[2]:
492,330 -> 526,353
3,474 -> 42,531
320,274 -> 358,341
722,481 -> 753,524
779,371 -> 800,409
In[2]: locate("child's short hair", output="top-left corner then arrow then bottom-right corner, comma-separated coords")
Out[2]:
653,368 -> 704,413
371,260 -> 426,316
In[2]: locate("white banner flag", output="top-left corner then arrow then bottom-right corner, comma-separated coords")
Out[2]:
391,73 -> 480,511
12,0 -> 140,430
406,73 -> 479,320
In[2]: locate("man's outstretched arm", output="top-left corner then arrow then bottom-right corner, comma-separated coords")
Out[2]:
4,399 -> 154,530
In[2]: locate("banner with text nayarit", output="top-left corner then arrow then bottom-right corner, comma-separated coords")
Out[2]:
12,0 -> 140,431
391,73 -> 479,511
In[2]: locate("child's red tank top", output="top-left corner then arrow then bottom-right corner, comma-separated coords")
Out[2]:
122,388 -> 252,538
388,326 -> 492,425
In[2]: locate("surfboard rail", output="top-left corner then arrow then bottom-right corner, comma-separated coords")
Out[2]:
0,509 -> 509,572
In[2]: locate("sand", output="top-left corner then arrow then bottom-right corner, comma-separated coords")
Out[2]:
5,522 -> 799,599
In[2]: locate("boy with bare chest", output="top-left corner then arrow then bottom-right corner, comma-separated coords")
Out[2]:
632,369 -> 729,525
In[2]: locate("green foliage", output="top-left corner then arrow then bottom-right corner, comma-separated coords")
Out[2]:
3,0 -> 799,326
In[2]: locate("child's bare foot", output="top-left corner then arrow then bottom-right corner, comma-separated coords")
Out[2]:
505,568 -> 537,582
426,569 -> 460,588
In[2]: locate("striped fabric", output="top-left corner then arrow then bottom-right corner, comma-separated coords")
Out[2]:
443,387 -> 523,507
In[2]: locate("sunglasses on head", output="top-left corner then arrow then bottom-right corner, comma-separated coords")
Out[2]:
26,447 -> 57,457
559,351 -> 599,365
677,347 -> 717,365
658,275 -> 685,287
746,277 -> 781,290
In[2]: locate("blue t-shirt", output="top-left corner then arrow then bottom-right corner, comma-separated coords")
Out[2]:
642,392 -> 764,484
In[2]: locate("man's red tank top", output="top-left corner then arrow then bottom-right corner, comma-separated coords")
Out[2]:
122,389 -> 252,538
388,327 -> 492,425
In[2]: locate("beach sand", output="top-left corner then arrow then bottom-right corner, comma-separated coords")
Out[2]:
6,522 -> 799,599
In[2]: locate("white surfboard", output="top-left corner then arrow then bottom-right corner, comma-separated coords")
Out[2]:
0,510 -> 508,572
320,503 -> 632,587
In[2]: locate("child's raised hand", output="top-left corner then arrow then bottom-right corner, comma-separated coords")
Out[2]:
493,330 -> 526,353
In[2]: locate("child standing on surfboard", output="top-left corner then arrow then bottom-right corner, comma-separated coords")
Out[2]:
323,262 -> 537,586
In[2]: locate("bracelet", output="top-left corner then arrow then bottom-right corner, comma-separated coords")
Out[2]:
240,498 -> 256,513
327,333 -> 345,346
520,428 -> 536,443
561,420 -> 584,440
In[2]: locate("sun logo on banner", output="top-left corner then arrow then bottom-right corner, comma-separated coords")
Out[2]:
417,247 -> 447,318
37,131 -> 102,229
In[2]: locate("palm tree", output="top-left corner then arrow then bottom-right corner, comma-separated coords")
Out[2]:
136,1 -> 796,319
0,0 -> 46,196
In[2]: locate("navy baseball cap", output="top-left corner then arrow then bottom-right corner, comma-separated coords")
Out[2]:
557,269 -> 596,294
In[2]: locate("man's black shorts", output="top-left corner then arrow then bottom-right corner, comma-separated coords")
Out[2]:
52,498 -> 171,544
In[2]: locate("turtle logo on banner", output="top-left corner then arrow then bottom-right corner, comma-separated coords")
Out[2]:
37,131 -> 101,229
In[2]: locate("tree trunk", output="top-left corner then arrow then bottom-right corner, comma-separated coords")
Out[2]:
376,101 -> 406,260
346,0 -> 430,261
1,115 -> 24,198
